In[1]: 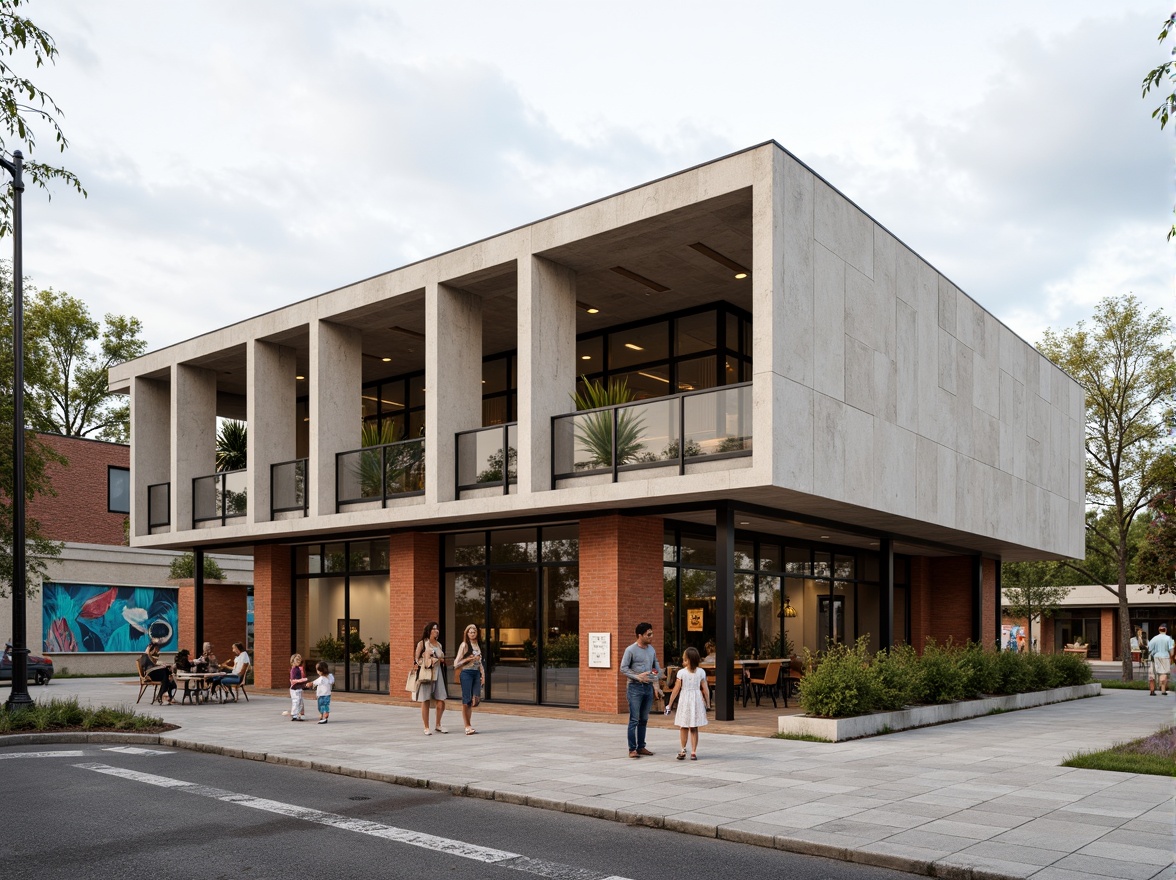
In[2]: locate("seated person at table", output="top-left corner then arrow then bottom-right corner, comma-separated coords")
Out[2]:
138,644 -> 177,705
212,641 -> 250,691
701,640 -> 717,664
173,648 -> 193,673
192,642 -> 217,671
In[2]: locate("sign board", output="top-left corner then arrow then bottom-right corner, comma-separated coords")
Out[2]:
687,608 -> 704,632
587,632 -> 611,668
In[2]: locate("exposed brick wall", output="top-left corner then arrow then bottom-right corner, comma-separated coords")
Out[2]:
253,544 -> 292,688
578,514 -> 663,714
175,580 -> 248,667
910,556 -> 993,651
27,433 -> 129,545
981,558 -> 997,648
909,557 -> 932,649
389,533 -> 439,690
1100,608 -> 1115,661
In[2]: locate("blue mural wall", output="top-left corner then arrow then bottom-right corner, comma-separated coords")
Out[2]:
42,583 -> 178,653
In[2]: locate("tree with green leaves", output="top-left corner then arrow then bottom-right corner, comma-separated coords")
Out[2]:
1001,561 -> 1074,654
22,286 -> 146,442
215,419 -> 247,471
1039,295 -> 1176,680
167,552 -> 225,582
0,0 -> 85,234
1142,12 -> 1176,240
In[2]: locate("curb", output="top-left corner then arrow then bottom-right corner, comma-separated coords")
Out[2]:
2,732 -> 1024,880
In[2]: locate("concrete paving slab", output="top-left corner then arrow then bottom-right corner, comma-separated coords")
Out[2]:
1043,852 -> 1169,880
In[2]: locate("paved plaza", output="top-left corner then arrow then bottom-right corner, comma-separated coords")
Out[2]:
8,678 -> 1174,880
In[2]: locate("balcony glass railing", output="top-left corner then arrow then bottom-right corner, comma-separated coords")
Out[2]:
456,423 -> 517,493
192,469 -> 248,527
552,382 -> 751,481
147,482 -> 170,529
336,437 -> 425,510
271,458 -> 308,518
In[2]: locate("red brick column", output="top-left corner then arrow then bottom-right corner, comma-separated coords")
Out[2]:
578,514 -> 663,714
981,558 -> 997,648
926,557 -> 973,646
1100,608 -> 1115,661
253,544 -> 292,688
175,580 -> 248,665
908,557 -> 933,649
389,533 -> 439,691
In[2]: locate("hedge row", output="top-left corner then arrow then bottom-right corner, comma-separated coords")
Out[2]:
797,638 -> 1094,718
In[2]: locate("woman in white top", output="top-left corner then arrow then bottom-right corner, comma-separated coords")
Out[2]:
666,645 -> 710,760
414,622 -> 448,734
453,624 -> 486,735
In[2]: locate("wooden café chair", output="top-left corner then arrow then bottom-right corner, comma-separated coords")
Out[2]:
746,661 -> 782,708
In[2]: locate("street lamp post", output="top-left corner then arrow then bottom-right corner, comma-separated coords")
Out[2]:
3,149 -> 32,711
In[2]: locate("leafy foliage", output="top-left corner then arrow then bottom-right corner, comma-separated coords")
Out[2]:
1001,561 -> 1074,652
215,419 -> 247,472
1138,485 -> 1176,595
22,286 -> 145,442
0,1 -> 86,237
167,552 -> 225,581
1142,13 -> 1176,239
571,376 -> 645,468
797,637 -> 877,718
0,697 -> 164,733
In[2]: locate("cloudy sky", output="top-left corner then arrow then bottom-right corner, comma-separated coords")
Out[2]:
13,1 -> 1173,352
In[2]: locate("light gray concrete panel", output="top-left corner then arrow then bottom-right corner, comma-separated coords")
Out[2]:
812,244 -> 845,401
937,330 -> 957,395
309,320 -> 362,517
813,179 -> 873,278
973,349 -> 999,420
1025,437 -> 1044,491
773,375 -> 815,492
873,349 -> 898,425
426,282 -> 483,504
1037,359 -> 1053,404
517,253 -> 576,494
780,152 -> 815,386
972,407 -> 999,468
247,340 -> 297,524
873,419 -> 916,517
998,325 -> 1027,386
172,364 -> 217,532
812,393 -> 847,501
895,299 -> 919,431
1047,407 -> 1068,497
998,371 -> 1026,479
844,335 -> 875,417
955,457 -> 983,536
915,435 -> 939,523
937,277 -> 958,335
936,443 -> 957,525
953,340 -> 975,461
1027,392 -> 1049,444
872,228 -> 898,359
955,294 -> 976,352
751,149 -> 785,487
842,402 -> 874,502
131,377 -> 170,538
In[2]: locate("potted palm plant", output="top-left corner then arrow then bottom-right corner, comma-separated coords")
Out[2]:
571,376 -> 646,469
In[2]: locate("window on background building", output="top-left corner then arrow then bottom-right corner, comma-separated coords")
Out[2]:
108,466 -> 130,514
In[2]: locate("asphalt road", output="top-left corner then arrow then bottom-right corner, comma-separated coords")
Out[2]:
1,744 -> 917,880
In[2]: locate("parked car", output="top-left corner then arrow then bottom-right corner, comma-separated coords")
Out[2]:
0,645 -> 54,685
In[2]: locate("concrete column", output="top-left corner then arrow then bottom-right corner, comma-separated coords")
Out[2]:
252,544 -> 292,688
517,254 -> 576,494
578,515 -> 663,714
247,340 -> 297,523
389,533 -> 440,690
309,319 -> 362,517
425,281 -> 482,504
172,364 -> 217,531
130,376 -> 170,537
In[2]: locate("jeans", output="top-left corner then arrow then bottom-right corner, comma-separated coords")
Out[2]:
627,682 -> 654,751
460,667 -> 482,705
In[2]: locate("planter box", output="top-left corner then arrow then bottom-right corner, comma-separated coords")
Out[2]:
778,683 -> 1101,742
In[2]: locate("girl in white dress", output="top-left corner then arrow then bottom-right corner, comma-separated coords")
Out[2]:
667,645 -> 710,760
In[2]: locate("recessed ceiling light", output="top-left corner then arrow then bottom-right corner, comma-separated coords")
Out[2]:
587,307 -> 600,314
295,375 -> 305,380
381,357 -> 392,362
624,342 -> 644,351
820,535 -> 830,539
638,371 -> 668,383
576,300 -> 601,314
739,521 -> 750,526
611,266 -> 670,293
580,355 -> 592,360
690,242 -> 750,279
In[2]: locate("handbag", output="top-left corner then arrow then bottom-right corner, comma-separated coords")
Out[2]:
416,662 -> 436,684
404,667 -> 419,693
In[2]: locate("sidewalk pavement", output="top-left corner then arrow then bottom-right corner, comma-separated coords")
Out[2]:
15,678 -> 1175,880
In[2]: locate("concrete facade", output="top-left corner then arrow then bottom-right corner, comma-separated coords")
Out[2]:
107,142 -> 1086,714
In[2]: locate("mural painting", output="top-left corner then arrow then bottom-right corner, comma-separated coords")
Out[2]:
42,583 -> 178,653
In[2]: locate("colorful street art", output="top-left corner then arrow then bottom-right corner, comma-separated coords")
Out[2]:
42,583 -> 178,653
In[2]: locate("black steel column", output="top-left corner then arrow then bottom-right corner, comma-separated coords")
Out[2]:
993,558 -> 1003,650
971,555 -> 983,644
4,151 -> 30,711
715,502 -> 735,721
194,548 -> 205,649
289,546 -> 298,654
878,538 -> 894,650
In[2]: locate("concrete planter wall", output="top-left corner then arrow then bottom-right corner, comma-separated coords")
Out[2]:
778,682 -> 1102,741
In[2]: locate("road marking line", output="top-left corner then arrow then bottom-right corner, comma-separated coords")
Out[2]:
0,750 -> 85,760
102,746 -> 172,755
74,763 -> 635,880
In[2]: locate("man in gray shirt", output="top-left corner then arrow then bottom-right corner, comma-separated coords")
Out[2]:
620,622 -> 661,758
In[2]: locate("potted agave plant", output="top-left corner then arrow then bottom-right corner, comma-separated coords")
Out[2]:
571,376 -> 647,470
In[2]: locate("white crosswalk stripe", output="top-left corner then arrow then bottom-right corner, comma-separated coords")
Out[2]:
102,746 -> 173,755
0,750 -> 85,759
75,763 -> 636,880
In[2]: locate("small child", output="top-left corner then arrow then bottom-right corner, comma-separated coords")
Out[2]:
310,660 -> 334,724
288,653 -> 308,721
666,646 -> 710,760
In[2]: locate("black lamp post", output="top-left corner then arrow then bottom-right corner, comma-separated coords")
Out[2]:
3,149 -> 32,711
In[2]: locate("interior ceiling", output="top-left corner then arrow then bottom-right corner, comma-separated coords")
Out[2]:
190,187 -> 753,400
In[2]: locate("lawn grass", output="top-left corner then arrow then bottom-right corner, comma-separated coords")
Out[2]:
0,697 -> 172,734
1062,726 -> 1176,777
1100,679 -> 1151,690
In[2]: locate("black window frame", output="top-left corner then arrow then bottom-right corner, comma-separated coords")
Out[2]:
107,465 -> 130,514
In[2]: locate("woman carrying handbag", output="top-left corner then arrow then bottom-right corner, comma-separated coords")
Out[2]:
414,621 -> 448,734
453,624 -> 486,735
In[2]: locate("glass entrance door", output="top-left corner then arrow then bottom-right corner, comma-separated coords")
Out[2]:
489,568 -> 536,703
818,596 -> 846,646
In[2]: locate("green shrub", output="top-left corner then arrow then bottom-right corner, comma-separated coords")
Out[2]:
0,698 -> 163,733
993,649 -> 1031,694
959,643 -> 1001,697
917,640 -> 968,704
798,637 -> 877,718
870,643 -> 920,711
1045,652 -> 1093,687
1022,651 -> 1052,691
315,633 -> 344,662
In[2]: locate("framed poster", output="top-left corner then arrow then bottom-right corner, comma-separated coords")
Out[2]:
337,619 -> 360,642
687,608 -> 704,632
588,632 -> 611,668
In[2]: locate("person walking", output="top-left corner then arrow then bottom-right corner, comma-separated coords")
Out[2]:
620,622 -> 661,758
666,646 -> 710,760
414,622 -> 449,734
1147,624 -> 1175,696
453,623 -> 485,735
288,653 -> 308,721
310,661 -> 334,723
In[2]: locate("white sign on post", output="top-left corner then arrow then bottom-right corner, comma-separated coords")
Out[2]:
588,632 -> 611,668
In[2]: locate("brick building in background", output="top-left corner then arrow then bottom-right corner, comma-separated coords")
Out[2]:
0,433 -> 252,676
109,144 -> 1085,718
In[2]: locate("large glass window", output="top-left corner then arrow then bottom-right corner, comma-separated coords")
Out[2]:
108,466 -> 130,514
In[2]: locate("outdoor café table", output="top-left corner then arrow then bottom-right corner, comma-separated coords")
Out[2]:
698,659 -> 790,708
175,672 -> 218,704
